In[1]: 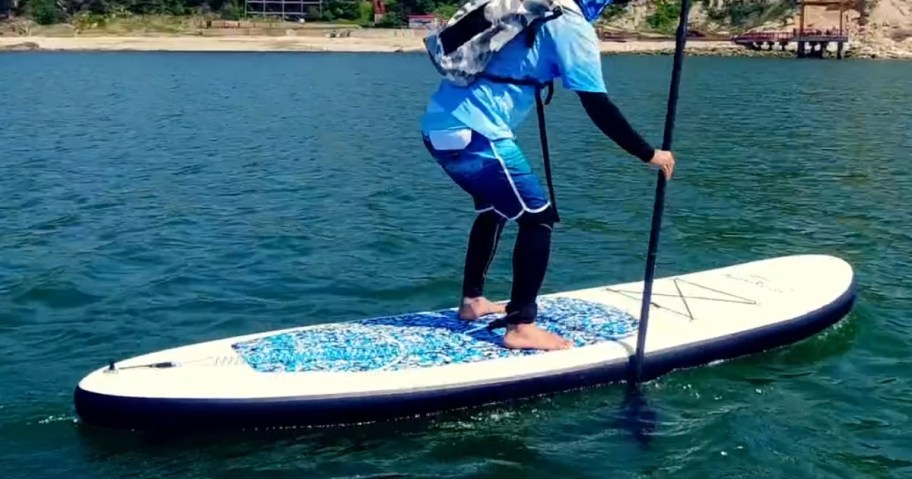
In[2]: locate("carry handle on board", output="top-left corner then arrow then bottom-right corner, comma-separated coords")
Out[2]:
631,0 -> 691,384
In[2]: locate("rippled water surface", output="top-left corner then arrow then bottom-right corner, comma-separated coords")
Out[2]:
1,52 -> 911,478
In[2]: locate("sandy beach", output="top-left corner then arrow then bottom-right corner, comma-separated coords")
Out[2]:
1,30 -> 909,58
0,34 -> 750,56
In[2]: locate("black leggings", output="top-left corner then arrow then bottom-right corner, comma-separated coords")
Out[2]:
462,207 -> 554,325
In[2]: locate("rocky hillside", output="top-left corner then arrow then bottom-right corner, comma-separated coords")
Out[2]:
599,0 -> 912,57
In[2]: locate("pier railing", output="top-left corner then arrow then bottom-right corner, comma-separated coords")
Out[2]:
730,29 -> 849,59
730,30 -> 850,45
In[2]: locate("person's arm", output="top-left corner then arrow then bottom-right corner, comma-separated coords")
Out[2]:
577,91 -> 655,163
546,18 -> 655,163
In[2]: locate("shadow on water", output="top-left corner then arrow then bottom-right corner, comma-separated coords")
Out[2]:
615,382 -> 659,448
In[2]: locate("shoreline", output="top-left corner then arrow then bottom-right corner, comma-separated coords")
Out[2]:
1,35 -> 909,59
0,35 -> 734,54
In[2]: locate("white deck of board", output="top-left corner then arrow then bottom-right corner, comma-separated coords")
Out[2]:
77,254 -> 855,400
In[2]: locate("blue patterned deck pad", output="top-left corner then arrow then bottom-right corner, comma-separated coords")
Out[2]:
231,296 -> 639,373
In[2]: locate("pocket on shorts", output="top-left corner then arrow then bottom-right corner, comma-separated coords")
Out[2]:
427,129 -> 472,151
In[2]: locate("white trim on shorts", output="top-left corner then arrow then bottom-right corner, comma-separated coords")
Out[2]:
488,138 -> 551,221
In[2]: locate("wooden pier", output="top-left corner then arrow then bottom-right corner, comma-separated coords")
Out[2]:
730,0 -> 853,59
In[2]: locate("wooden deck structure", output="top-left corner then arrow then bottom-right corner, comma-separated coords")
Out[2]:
730,0 -> 853,59
244,0 -> 318,20
243,0 -> 370,21
797,0 -> 851,58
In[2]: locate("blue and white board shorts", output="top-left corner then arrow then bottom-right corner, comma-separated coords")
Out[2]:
423,130 -> 550,220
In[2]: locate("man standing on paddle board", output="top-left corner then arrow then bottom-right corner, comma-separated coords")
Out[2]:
421,0 -> 676,351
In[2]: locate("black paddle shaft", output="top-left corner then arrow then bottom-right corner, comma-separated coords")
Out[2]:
632,0 -> 692,384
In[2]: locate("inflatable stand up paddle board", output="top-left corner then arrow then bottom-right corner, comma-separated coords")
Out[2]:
74,254 -> 856,431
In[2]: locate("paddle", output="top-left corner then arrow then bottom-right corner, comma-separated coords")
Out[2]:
631,0 -> 692,384
614,0 -> 692,447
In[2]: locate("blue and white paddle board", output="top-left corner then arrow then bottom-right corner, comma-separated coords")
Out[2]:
74,254 -> 856,430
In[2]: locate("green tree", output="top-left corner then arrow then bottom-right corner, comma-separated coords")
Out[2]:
84,0 -> 109,15
357,0 -> 372,24
646,0 -> 680,32
432,2 -> 455,18
703,0 -> 795,29
221,0 -> 243,19
379,0 -> 435,25
26,0 -> 62,23
600,3 -> 627,20
321,0 -> 360,20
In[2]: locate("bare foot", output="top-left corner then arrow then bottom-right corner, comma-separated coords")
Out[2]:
459,296 -> 506,320
503,324 -> 574,351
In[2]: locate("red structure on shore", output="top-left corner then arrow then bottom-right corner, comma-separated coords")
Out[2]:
730,0 -> 852,59
373,0 -> 386,23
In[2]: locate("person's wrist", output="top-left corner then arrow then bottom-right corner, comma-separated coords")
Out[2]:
639,146 -> 657,163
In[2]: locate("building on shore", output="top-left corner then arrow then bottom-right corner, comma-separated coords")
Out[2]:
730,0 -> 853,59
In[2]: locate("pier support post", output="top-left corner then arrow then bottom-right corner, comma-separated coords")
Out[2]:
809,41 -> 822,58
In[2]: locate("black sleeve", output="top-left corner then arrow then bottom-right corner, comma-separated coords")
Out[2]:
577,91 -> 655,163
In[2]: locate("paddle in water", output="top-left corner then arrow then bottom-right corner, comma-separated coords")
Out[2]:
619,0 -> 693,446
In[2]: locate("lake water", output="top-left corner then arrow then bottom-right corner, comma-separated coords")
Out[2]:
1,51 -> 911,478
